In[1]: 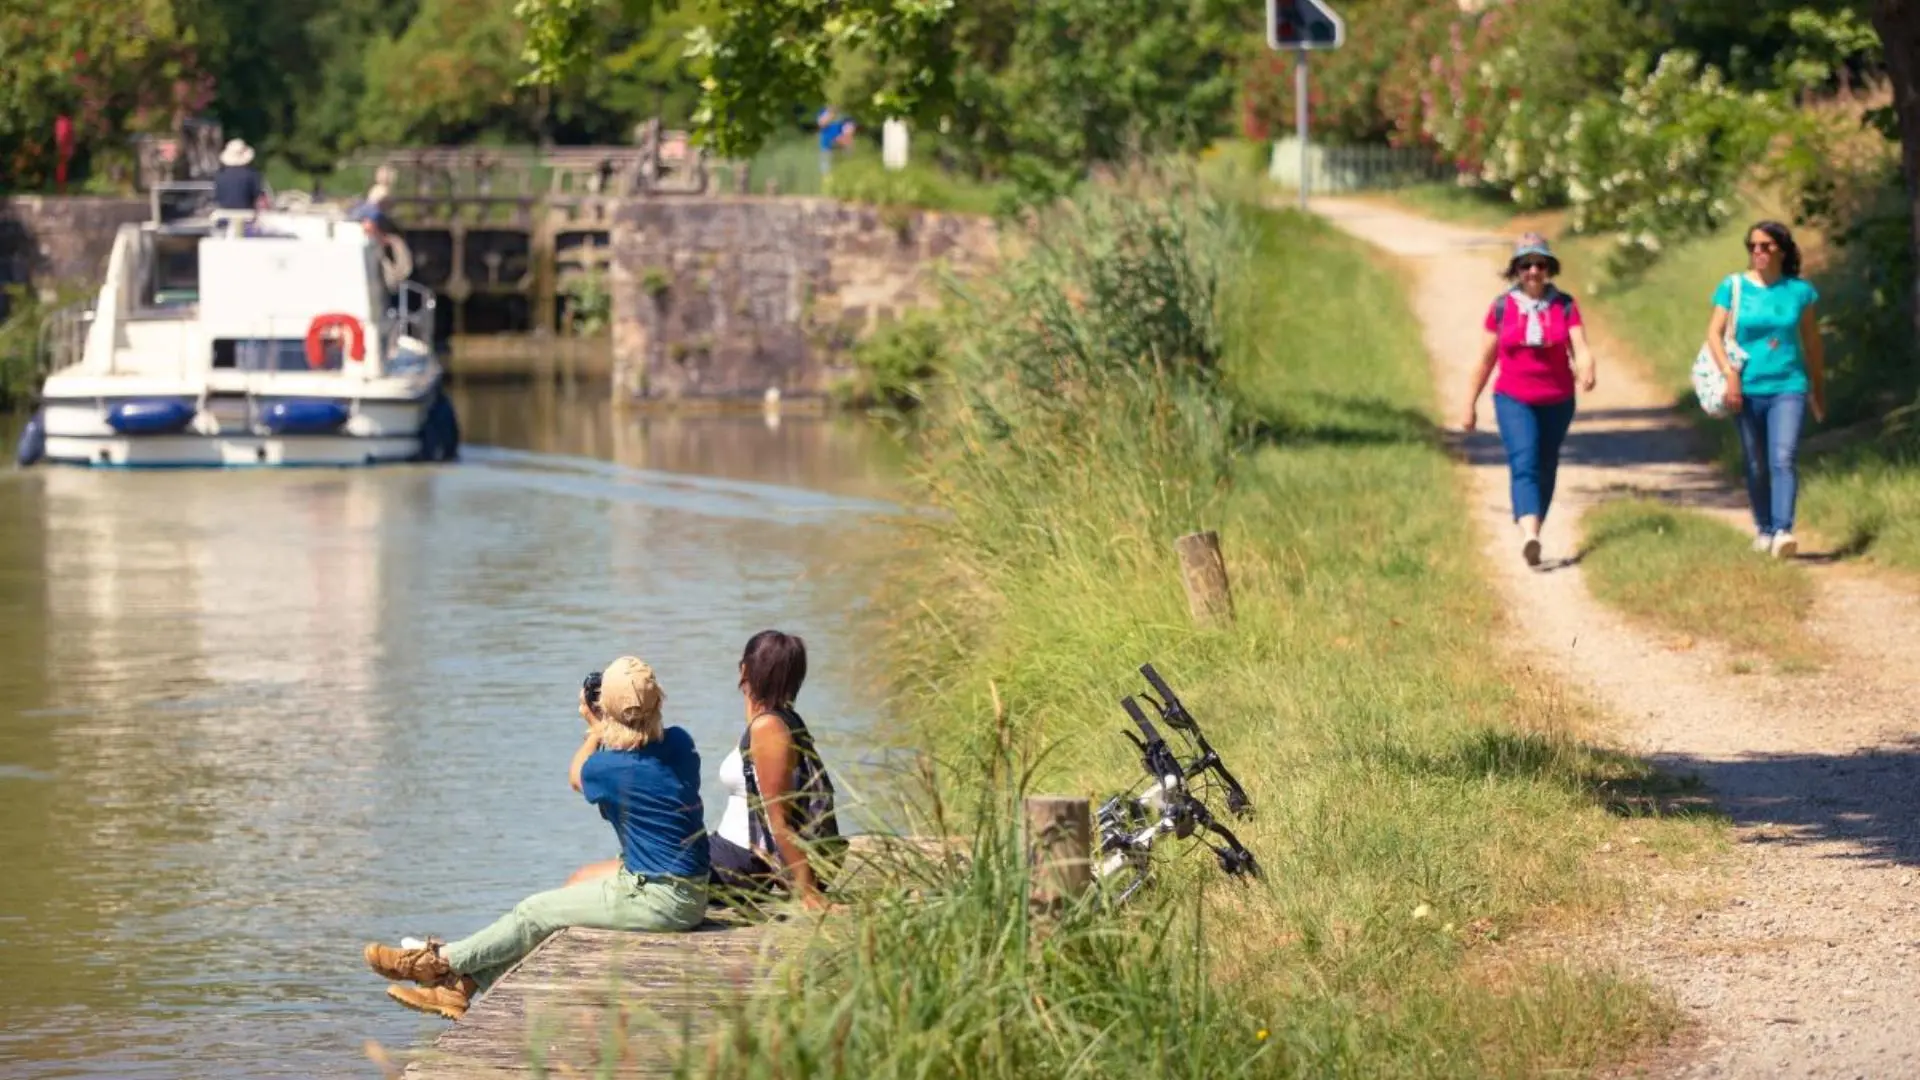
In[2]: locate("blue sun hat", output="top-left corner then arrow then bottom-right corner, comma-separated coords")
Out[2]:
1507,232 -> 1561,277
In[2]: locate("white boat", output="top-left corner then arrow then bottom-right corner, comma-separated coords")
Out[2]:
15,186 -> 458,468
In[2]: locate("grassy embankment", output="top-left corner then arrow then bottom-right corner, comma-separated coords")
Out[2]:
675,180 -> 1719,1078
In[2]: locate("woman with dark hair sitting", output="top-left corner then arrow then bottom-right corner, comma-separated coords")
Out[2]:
709,630 -> 844,911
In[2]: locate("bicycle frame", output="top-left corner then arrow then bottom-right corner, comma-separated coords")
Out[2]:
1094,663 -> 1259,904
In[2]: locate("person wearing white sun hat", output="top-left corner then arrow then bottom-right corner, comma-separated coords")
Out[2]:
1459,233 -> 1599,568
212,138 -> 267,211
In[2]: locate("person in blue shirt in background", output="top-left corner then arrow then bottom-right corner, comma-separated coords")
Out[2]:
818,107 -> 856,176
1703,220 -> 1828,559
361,656 -> 710,1020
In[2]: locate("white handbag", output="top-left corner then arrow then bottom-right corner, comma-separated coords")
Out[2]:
1691,273 -> 1747,418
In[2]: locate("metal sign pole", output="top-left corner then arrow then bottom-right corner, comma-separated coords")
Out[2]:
1268,0 -> 1344,210
1295,50 -> 1310,212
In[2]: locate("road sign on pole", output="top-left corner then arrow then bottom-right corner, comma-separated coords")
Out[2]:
1267,0 -> 1345,51
1267,0 -> 1345,212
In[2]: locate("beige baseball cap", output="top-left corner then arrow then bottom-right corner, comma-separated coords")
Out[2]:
599,655 -> 664,731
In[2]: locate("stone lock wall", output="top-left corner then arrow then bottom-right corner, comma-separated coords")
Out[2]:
0,197 -> 150,305
610,197 -> 999,402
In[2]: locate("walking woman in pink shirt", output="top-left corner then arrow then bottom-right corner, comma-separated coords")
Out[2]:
1459,234 -> 1598,567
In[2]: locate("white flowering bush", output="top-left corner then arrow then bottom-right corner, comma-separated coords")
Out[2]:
1556,52 -> 1789,276
1417,32 -> 1790,278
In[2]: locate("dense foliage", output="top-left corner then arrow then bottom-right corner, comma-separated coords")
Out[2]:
0,0 -> 704,189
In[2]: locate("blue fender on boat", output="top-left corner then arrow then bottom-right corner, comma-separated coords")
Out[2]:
106,399 -> 197,436
14,410 -> 45,467
260,400 -> 351,436
416,392 -> 460,463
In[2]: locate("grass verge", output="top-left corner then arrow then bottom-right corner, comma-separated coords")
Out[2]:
1580,498 -> 1823,673
1370,182 -> 1534,229
691,178 -> 1719,1078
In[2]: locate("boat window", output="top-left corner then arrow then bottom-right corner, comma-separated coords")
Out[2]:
145,234 -> 201,308
212,338 -> 338,372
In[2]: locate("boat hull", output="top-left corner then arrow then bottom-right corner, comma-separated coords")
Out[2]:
33,389 -> 456,469
42,433 -> 428,468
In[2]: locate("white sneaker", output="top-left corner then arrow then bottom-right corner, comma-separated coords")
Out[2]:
1522,536 -> 1542,567
1771,532 -> 1798,559
1751,533 -> 1773,553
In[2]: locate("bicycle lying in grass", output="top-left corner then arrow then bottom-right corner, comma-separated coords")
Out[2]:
1094,663 -> 1261,905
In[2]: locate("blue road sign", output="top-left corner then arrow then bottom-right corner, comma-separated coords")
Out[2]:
1268,0 -> 1345,51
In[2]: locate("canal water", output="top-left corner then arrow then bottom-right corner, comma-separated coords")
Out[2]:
0,385 -> 905,1078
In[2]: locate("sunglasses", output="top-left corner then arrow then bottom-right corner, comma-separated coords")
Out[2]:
1516,259 -> 1552,272
1746,240 -> 1779,253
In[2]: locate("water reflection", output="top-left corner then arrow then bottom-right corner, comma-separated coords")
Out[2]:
0,388 -> 900,1078
446,383 -> 909,501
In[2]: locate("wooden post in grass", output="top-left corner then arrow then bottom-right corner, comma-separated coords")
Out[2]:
1024,795 -> 1091,911
1175,530 -> 1235,626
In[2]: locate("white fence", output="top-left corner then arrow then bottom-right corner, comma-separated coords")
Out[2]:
1268,138 -> 1453,192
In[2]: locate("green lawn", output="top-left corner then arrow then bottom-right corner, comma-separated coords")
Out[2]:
1580,499 -> 1823,673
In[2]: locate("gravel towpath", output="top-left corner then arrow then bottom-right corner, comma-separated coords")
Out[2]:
1314,198 -> 1920,1080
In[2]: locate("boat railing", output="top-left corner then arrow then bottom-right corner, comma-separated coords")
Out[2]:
38,302 -> 94,376
383,283 -> 438,374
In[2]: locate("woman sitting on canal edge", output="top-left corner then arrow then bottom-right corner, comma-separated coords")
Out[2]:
361,656 -> 709,1020
708,630 -> 845,912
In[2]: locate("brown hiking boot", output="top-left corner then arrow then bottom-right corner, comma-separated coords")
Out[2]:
363,940 -> 450,984
385,976 -> 478,1021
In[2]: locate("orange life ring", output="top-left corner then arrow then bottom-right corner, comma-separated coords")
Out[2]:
305,313 -> 366,370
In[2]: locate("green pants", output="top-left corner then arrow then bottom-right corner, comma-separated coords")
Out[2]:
443,869 -> 709,990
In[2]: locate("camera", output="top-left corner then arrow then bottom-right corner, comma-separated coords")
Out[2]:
582,671 -> 603,709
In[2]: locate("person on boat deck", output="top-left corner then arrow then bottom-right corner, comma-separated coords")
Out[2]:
211,140 -> 268,212
349,183 -> 396,238
708,630 -> 844,912
362,656 -> 710,1020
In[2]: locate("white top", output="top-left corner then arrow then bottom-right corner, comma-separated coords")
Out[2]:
716,745 -> 752,846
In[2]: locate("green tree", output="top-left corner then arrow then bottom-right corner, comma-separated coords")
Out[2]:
1869,0 -> 1920,340
0,0 -> 213,190
358,0 -> 533,145
359,0 -> 705,148
519,0 -> 1239,182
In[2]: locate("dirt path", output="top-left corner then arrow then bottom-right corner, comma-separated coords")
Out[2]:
1312,198 -> 1920,1079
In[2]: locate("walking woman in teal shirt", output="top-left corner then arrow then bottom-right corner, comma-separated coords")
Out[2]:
1703,221 -> 1828,558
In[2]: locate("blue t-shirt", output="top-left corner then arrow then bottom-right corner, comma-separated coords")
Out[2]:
578,727 -> 711,879
1712,273 -> 1819,396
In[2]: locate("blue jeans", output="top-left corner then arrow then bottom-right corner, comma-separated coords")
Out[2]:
1735,391 -> 1806,535
1493,392 -> 1576,522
